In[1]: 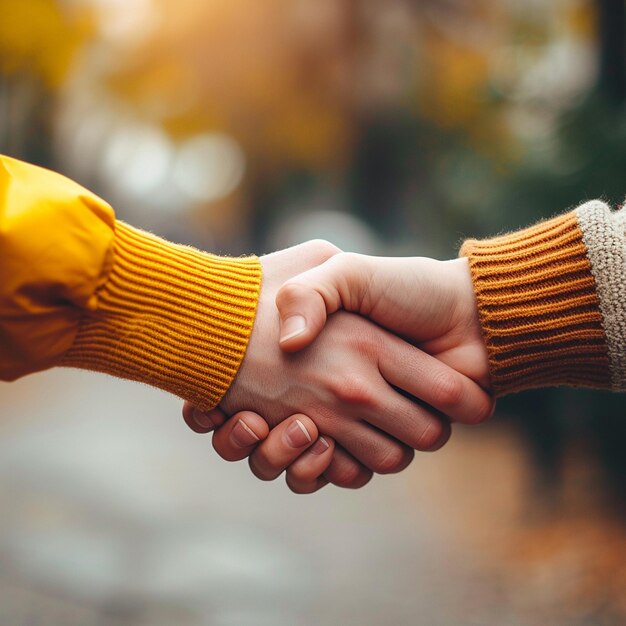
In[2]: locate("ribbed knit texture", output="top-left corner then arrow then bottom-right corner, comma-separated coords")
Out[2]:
576,201 -> 626,391
460,211 -> 611,395
61,221 -> 262,410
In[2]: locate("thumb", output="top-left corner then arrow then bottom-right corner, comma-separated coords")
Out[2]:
276,253 -> 369,352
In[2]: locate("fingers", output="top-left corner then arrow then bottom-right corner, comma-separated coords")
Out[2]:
248,414 -> 319,481
186,405 -> 366,495
210,412 -> 335,494
321,417 -> 416,474
207,412 -> 335,494
323,445 -> 374,489
285,436 -> 335,494
182,402 -> 228,434
377,333 -> 494,426
276,253 -> 368,352
425,419 -> 452,452
211,412 -> 270,462
362,380 -> 453,451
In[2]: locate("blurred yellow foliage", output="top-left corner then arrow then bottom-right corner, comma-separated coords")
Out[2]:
416,28 -> 510,157
0,0 -> 90,87
0,0 -> 597,179
107,0 -> 354,173
566,0 -> 596,39
419,33 -> 491,132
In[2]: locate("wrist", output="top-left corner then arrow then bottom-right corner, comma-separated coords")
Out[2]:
60,221 -> 262,409
444,257 -> 492,390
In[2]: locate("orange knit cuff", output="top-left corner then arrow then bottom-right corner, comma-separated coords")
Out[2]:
460,211 -> 611,395
60,221 -> 262,410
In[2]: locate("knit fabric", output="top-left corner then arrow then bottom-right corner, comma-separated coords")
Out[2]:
576,201 -> 626,391
460,210 -> 612,395
61,221 -> 262,410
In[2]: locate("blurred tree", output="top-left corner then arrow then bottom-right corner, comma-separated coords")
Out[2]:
599,0 -> 626,102
488,0 -> 626,507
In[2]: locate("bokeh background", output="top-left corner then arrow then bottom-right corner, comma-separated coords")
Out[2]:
1,1 -> 625,624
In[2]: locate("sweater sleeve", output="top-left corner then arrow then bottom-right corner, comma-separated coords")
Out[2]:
0,155 -> 261,410
459,202 -> 626,396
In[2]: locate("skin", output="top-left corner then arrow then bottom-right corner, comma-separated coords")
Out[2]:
184,247 -> 494,493
275,254 -> 492,390
210,411 -> 336,494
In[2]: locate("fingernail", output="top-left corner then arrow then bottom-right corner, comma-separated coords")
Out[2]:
309,437 -> 330,455
231,419 -> 260,448
284,419 -> 312,448
280,315 -> 307,343
193,408 -> 215,430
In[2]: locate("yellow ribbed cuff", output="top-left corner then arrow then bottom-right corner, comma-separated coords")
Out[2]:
61,221 -> 262,410
460,212 -> 611,395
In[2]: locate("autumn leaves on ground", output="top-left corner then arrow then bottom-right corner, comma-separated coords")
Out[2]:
418,422 -> 626,625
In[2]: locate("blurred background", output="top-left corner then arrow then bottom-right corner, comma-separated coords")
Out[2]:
1,0 -> 625,624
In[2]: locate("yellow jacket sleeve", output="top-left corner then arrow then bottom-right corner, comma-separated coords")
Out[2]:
0,155 -> 261,410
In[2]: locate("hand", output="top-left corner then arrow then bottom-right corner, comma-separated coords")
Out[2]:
183,405 -> 336,494
185,241 -> 492,488
275,253 -> 492,395
183,240 -> 376,489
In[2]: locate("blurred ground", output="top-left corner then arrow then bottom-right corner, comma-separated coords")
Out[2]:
1,372 -> 624,626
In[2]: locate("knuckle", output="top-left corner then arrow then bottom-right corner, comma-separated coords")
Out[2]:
211,438 -> 238,462
326,252 -> 365,285
330,463 -> 364,488
370,445 -> 408,475
286,478 -> 304,494
288,463 -> 316,484
276,281 -> 304,306
415,420 -> 445,451
257,450 -> 282,474
287,471 -> 307,488
430,371 -> 464,411
307,238 -> 341,261
248,456 -> 279,482
332,374 -> 377,408
286,474 -> 314,494
472,396 -> 496,425
434,422 -> 452,450
353,330 -> 379,358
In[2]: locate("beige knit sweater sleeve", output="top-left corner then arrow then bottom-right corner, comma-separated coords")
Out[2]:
460,201 -> 626,396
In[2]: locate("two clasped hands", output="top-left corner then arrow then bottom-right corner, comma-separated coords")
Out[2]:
183,241 -> 495,493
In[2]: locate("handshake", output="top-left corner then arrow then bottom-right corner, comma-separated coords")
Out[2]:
0,157 -> 614,491
183,241 -> 494,494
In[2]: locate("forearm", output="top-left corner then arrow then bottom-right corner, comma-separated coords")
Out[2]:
460,201 -> 625,396
0,155 -> 261,409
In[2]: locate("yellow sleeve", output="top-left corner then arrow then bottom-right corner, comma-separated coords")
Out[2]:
0,156 -> 261,410
0,155 -> 116,381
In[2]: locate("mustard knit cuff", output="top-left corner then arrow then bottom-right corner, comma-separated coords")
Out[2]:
460,212 -> 611,395
61,221 -> 262,410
